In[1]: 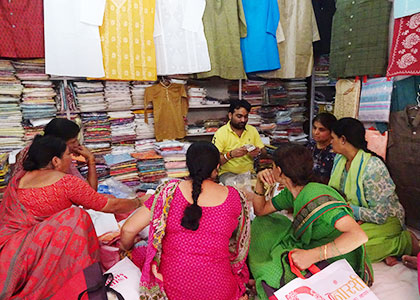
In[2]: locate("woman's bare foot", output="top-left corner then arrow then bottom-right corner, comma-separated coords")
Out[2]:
384,256 -> 399,266
402,255 -> 418,270
239,294 -> 249,300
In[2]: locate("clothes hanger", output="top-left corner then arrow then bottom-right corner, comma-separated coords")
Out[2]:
159,76 -> 171,87
408,84 -> 420,111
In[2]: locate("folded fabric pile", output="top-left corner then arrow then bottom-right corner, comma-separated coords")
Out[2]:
131,82 -> 153,107
229,80 -> 266,106
104,153 -> 140,187
281,79 -> 308,145
133,109 -> 155,139
0,153 -> 10,200
81,112 -> 112,156
73,81 -> 106,112
56,81 -> 78,113
248,106 -> 262,128
132,150 -> 167,185
78,156 -> 110,182
0,60 -> 25,152
108,111 -> 136,155
134,139 -> 156,152
188,86 -> 206,107
22,118 -> 53,146
13,60 -> 56,122
155,141 -> 189,178
314,55 -> 336,87
104,81 -> 132,110
263,82 -> 288,106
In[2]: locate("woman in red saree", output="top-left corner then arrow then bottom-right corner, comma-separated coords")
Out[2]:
0,135 -> 141,299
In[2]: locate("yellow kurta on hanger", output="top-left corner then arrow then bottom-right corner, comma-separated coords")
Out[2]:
98,0 -> 157,81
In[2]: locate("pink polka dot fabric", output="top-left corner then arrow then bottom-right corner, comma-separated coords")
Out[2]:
145,185 -> 244,300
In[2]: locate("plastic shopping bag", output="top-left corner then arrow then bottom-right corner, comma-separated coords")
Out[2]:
272,255 -> 378,300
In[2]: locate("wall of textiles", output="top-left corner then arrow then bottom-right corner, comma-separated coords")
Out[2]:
310,0 -> 420,229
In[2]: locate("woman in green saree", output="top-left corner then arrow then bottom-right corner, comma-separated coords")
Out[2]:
328,118 -> 419,265
248,144 -> 372,300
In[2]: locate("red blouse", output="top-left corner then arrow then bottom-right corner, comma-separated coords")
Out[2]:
0,0 -> 44,58
17,174 -> 107,217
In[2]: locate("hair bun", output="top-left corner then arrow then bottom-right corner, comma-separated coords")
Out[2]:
23,158 -> 38,171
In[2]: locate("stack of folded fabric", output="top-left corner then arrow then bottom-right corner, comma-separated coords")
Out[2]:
133,109 -> 155,140
283,79 -> 308,144
131,150 -> 167,186
13,61 -> 56,122
0,153 -> 10,200
73,81 -> 106,112
108,111 -> 136,154
81,112 -> 112,156
104,81 -> 132,110
0,60 -> 25,152
22,118 -> 54,146
314,55 -> 336,87
104,153 -> 140,187
131,82 -> 153,107
56,81 -> 78,113
229,80 -> 266,106
77,156 -> 110,182
263,82 -> 288,106
155,141 -> 189,178
135,139 -> 156,152
187,86 -> 206,107
247,106 -> 262,128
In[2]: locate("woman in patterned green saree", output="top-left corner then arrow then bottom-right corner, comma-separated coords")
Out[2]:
248,144 -> 372,300
328,118 -> 419,265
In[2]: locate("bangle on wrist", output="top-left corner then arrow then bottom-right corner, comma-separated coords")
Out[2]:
253,188 -> 265,197
223,153 -> 229,161
323,244 -> 328,260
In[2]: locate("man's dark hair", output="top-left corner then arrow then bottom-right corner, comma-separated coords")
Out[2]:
229,99 -> 251,113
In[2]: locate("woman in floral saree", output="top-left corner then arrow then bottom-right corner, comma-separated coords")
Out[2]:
248,144 -> 373,300
120,142 -> 251,300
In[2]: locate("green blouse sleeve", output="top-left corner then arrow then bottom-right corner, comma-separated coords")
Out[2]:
271,187 -> 294,211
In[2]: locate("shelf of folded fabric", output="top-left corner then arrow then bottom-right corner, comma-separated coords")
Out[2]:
186,132 -> 215,137
314,83 -> 336,87
188,104 -> 230,109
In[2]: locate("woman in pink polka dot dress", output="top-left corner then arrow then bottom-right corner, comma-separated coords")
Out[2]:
121,142 -> 251,300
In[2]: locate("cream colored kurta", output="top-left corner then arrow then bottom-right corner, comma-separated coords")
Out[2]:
99,0 -> 157,81
259,0 -> 320,79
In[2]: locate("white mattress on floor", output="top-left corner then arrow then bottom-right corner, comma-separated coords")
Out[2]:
371,262 -> 419,300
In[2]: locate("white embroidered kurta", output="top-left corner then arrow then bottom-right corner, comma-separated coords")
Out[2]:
154,0 -> 211,75
44,0 -> 106,77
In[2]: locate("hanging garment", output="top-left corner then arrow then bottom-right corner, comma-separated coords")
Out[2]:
99,0 -> 157,81
334,79 -> 361,119
44,0 -> 106,77
0,0 -> 44,58
240,0 -> 280,73
154,0 -> 210,75
387,13 -> 420,77
387,107 -> 420,230
144,82 -> 188,141
196,0 -> 248,80
394,0 -> 420,19
390,76 -> 420,112
329,0 -> 391,79
258,0 -> 320,79
358,77 -> 393,123
312,0 -> 336,56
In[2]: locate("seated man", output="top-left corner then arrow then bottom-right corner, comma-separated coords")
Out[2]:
212,99 -> 266,184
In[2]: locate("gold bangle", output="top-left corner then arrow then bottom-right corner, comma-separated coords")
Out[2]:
323,244 -> 328,260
